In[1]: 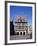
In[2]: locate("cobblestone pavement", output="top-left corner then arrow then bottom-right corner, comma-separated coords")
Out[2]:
10,35 -> 31,40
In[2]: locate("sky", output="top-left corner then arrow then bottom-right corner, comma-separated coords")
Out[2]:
10,6 -> 32,26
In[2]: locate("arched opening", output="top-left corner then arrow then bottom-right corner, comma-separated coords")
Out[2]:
23,32 -> 25,35
17,32 -> 19,35
20,32 -> 22,35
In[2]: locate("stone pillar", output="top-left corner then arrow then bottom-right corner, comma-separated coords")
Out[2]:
22,32 -> 23,36
19,32 -> 20,36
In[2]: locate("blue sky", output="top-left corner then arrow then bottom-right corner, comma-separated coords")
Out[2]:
10,6 -> 32,26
